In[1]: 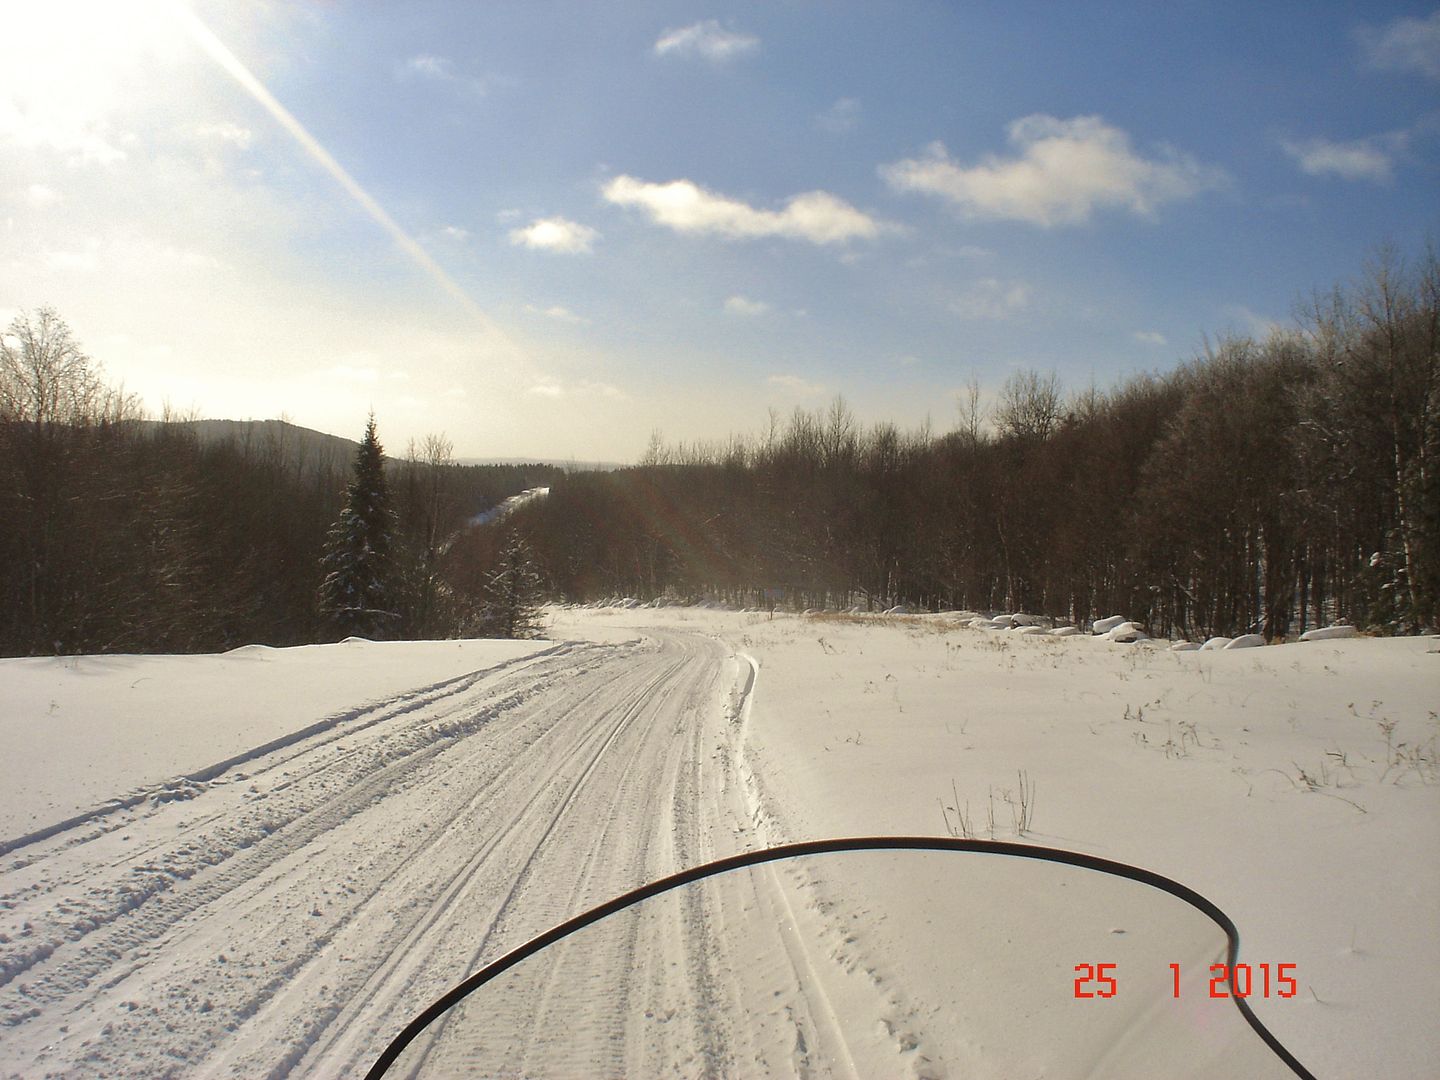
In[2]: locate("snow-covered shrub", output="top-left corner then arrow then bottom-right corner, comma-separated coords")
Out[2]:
1299,625 -> 1359,641
1224,634 -> 1267,649
1101,621 -> 1146,642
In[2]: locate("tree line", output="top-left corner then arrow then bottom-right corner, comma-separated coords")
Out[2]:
0,308 -> 558,655
511,248 -> 1437,640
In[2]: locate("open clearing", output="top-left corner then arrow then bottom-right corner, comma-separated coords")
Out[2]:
2,608 -> 1436,1077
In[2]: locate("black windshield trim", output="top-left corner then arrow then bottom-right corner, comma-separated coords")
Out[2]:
365,836 -> 1316,1079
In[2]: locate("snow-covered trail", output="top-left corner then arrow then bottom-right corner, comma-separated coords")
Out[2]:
2,628 -> 926,1079
0,630 -> 800,1077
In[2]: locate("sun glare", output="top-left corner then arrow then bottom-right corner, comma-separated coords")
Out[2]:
0,0 -> 188,161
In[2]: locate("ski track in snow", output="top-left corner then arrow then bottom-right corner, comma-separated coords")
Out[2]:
0,629 -> 918,1078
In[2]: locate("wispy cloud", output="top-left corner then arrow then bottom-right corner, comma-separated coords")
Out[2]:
654,20 -> 758,62
767,374 -> 825,396
528,379 -> 623,399
509,216 -> 599,253
1221,304 -> 1283,340
1282,132 -> 1406,183
524,304 -> 588,324
42,247 -> 101,273
328,363 -> 382,384
25,183 -> 61,207
440,225 -> 471,242
399,53 -> 491,97
603,175 -> 883,245
950,278 -> 1031,320
1132,330 -> 1168,346
817,97 -> 860,134
882,115 -> 1227,226
188,121 -> 254,149
1358,11 -> 1440,79
724,295 -> 771,316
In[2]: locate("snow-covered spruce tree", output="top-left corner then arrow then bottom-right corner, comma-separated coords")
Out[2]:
318,415 -> 398,639
482,530 -> 546,639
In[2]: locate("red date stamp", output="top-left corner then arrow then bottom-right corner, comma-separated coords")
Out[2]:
1073,962 -> 1298,999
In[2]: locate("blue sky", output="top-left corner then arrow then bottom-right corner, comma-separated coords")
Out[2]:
2,1 -> 1437,461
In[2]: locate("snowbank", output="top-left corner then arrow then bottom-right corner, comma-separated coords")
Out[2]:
1224,633 -> 1267,649
0,638 -> 553,839
1299,625 -> 1359,642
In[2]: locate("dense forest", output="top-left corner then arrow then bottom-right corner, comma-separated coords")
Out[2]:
0,310 -> 558,655
2,248 -> 1434,654
512,249 -> 1437,641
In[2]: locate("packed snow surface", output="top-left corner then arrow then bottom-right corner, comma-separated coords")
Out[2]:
1,610 -> 1436,1077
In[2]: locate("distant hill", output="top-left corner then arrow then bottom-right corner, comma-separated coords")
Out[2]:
142,419 -> 620,472
142,418 -> 359,473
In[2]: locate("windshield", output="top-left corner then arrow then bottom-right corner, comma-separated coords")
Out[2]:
371,839 -> 1312,1079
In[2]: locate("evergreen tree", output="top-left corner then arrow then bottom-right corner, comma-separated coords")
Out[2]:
318,415 -> 397,639
482,530 -> 546,639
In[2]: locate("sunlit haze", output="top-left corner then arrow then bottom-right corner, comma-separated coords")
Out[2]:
3,1 -> 1437,460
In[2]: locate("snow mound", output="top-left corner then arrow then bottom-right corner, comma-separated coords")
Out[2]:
1299,625 -> 1359,641
1092,614 -> 1130,634
1015,625 -> 1047,636
223,644 -> 276,656
1050,625 -> 1080,637
1223,634 -> 1267,649
1199,637 -> 1232,650
1101,621 -> 1147,643
885,604 -> 913,615
339,636 -> 374,645
1169,641 -> 1202,652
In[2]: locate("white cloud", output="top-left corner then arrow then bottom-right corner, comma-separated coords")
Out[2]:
400,54 -> 491,97
1282,133 -> 1405,184
724,295 -> 771,316
950,278 -> 1030,320
26,183 -> 60,206
767,374 -> 825,396
440,225 -> 471,241
509,216 -> 599,254
603,175 -> 883,245
405,55 -> 451,79
1221,304 -> 1283,340
881,116 -> 1227,226
654,20 -> 758,62
527,379 -> 623,399
43,248 -> 101,272
523,304 -> 588,324
329,364 -> 382,384
1358,11 -> 1440,79
189,121 -> 254,149
817,97 -> 860,134
1132,330 -> 1168,346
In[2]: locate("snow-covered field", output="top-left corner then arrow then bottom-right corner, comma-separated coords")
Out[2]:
1,608 -> 1436,1077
